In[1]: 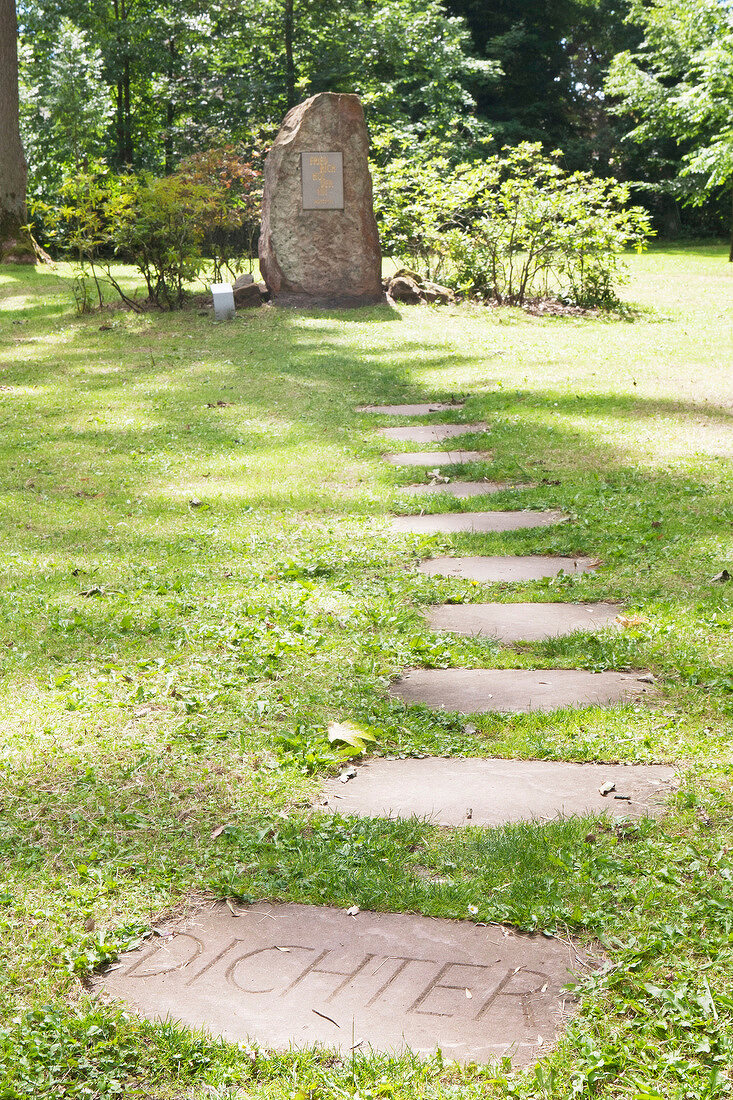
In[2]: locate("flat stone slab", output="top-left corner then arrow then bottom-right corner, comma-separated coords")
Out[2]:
425,602 -> 621,641
419,556 -> 598,581
385,451 -> 491,467
99,900 -> 584,1065
391,511 -> 567,534
389,669 -> 655,714
323,758 -> 676,825
401,482 -> 532,498
377,424 -> 488,443
357,403 -> 464,415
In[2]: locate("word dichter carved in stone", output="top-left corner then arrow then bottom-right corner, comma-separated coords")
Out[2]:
100,902 -> 584,1065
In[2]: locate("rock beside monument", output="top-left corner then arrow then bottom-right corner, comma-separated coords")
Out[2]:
384,269 -> 455,305
233,275 -> 269,308
388,275 -> 423,303
259,93 -> 384,308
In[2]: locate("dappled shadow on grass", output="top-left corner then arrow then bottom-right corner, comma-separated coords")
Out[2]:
477,386 -> 733,425
2,261 -> 733,1099
1,290 -> 733,641
1,274 -> 732,796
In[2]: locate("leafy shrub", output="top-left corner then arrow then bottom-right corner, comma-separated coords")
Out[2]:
374,144 -> 653,307
107,175 -> 208,310
37,147 -> 262,311
371,154 -> 466,280
176,145 -> 262,281
33,169 -> 140,314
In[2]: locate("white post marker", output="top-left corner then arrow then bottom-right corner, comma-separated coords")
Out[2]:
210,283 -> 235,320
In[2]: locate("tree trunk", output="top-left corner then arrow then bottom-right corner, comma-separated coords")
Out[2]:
0,0 -> 35,262
284,0 -> 295,109
164,38 -> 175,174
729,184 -> 732,263
123,54 -> 133,164
116,81 -> 125,164
112,0 -> 133,166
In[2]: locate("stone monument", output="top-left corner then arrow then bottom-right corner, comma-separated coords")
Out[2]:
258,93 -> 384,307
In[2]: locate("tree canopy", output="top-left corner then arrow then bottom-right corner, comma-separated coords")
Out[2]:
6,0 -> 733,248
605,0 -> 733,253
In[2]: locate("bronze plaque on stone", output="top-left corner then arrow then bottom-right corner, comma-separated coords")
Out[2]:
100,901 -> 586,1064
301,152 -> 344,210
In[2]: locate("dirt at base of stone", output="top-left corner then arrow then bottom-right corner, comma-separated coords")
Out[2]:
384,269 -> 455,306
233,274 -> 270,308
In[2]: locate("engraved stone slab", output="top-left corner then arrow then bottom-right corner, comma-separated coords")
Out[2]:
390,511 -> 567,534
400,482 -> 532,498
323,758 -> 676,825
301,152 -> 344,209
389,669 -> 655,714
378,424 -> 488,443
385,451 -> 491,467
357,403 -> 464,415
425,602 -> 621,641
419,556 -> 598,581
99,901 -> 585,1065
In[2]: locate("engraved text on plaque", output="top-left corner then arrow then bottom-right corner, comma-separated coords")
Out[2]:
301,152 -> 344,210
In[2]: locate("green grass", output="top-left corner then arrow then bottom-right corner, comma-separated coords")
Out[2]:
0,243 -> 732,1097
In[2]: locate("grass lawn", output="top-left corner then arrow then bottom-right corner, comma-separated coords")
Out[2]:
0,242 -> 732,1097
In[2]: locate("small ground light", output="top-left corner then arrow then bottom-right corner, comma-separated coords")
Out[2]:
210,283 -> 235,320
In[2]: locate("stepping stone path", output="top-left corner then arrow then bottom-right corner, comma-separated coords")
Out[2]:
323,758 -> 676,826
357,402 -> 464,415
390,668 -> 655,714
400,481 -> 532,498
105,393 -> 666,1068
100,900 -> 583,1065
419,555 -> 598,581
385,450 -> 491,467
377,423 -> 488,443
425,601 -> 620,642
391,510 -> 567,534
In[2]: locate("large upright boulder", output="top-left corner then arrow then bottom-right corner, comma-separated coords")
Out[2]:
258,93 -> 384,308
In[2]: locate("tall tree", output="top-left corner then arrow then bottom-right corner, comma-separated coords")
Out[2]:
283,0 -> 295,108
18,0 -> 495,189
606,0 -> 733,258
0,0 -> 35,262
441,0 -> 642,167
20,19 -> 112,197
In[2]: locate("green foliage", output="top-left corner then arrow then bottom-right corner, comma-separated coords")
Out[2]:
18,20 -> 112,201
372,154 -> 468,279
441,0 -> 641,157
176,146 -> 263,281
18,0 -> 495,189
108,175 -> 206,309
15,0 -> 731,245
32,171 -> 123,314
0,1006 -> 140,1098
375,144 -> 653,306
605,0 -> 733,207
38,148 -> 261,310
